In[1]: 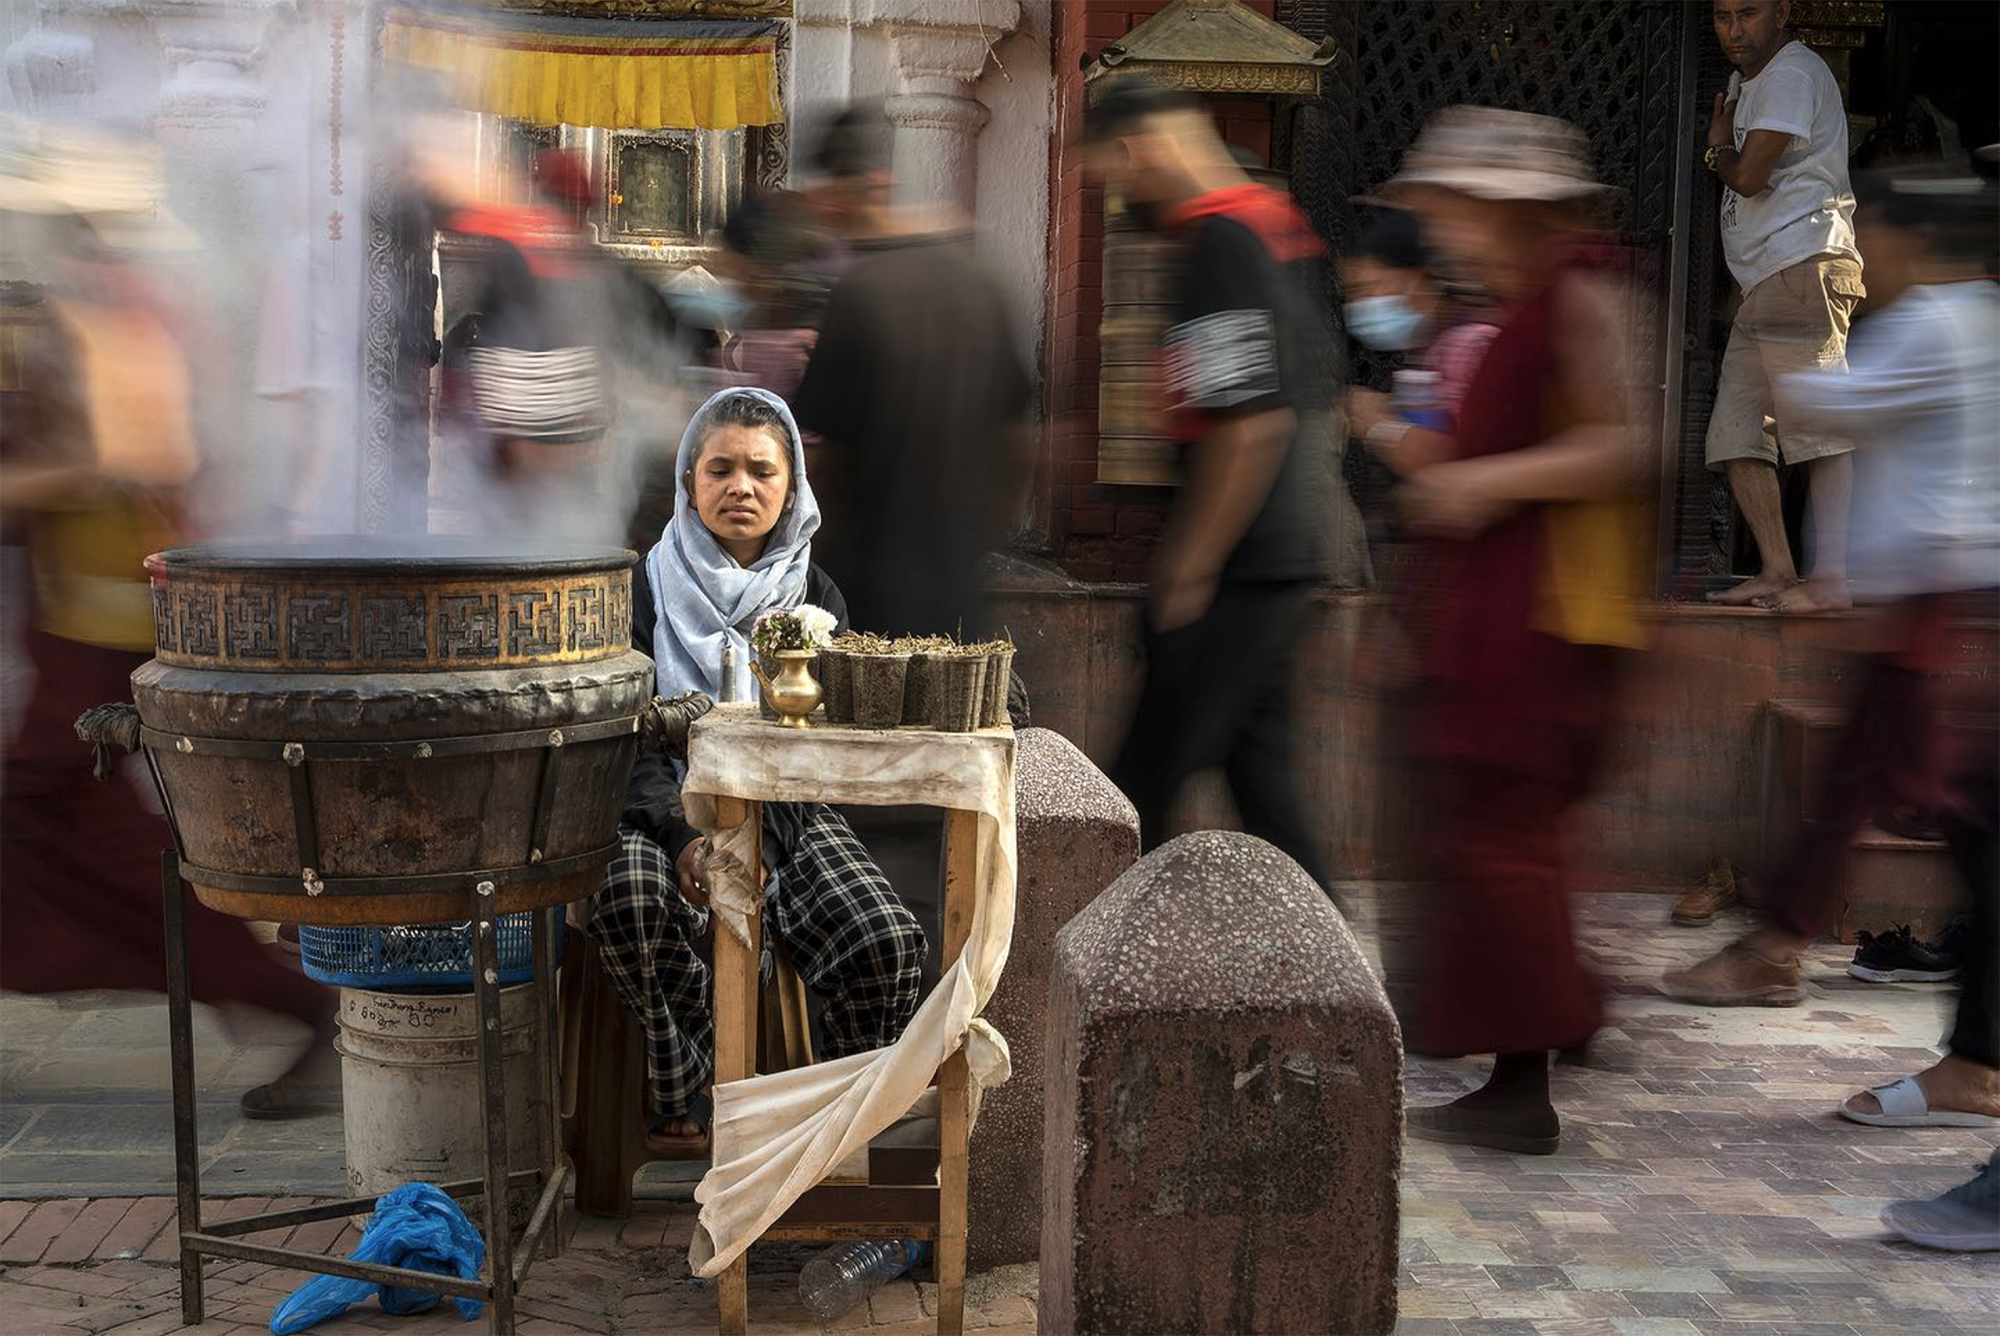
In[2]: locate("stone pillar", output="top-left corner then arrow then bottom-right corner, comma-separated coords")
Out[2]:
884,34 -> 992,209
137,0 -> 284,130
868,0 -> 1020,210
2,24 -> 96,115
1042,831 -> 1403,1336
969,728 -> 1138,1271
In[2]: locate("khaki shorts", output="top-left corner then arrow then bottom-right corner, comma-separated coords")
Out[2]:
1705,253 -> 1865,469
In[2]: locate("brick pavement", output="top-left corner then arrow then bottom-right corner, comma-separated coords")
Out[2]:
2,894 -> 1995,1334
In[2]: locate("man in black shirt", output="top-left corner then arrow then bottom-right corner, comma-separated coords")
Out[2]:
1081,78 -> 1335,889
790,104 -> 1034,638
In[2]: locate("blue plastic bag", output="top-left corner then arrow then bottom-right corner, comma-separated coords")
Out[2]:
269,1182 -> 487,1334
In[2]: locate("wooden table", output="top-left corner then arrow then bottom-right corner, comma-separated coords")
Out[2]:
682,708 -> 1016,1336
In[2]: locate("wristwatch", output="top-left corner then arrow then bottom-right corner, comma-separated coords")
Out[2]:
1704,144 -> 1728,174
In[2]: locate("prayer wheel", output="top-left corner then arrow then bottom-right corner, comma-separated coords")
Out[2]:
1096,206 -> 1179,485
129,539 -> 652,926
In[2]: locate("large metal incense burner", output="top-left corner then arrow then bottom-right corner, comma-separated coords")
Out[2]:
136,539 -> 651,926
92,539 -> 698,1336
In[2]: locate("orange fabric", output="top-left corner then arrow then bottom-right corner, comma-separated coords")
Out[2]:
29,299 -> 192,652
1166,183 -> 1326,263
442,203 -> 581,277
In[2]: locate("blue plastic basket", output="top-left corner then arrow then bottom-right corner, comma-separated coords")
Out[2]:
298,914 -> 562,990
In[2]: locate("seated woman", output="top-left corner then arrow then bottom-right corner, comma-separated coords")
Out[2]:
590,387 -> 927,1156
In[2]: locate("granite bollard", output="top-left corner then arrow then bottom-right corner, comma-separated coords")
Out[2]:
970,728 -> 1139,1270
1041,831 -> 1402,1335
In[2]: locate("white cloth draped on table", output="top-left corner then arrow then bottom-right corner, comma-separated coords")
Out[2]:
678,706 -> 1017,1277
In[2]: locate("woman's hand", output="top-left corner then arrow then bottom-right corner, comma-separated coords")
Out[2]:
1398,457 -> 1517,541
1346,386 -> 1393,441
676,838 -> 710,909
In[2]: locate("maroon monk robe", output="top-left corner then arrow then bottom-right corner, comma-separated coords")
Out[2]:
1394,259 -> 1628,1059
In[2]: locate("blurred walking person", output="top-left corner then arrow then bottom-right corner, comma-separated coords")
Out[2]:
1664,170 -> 1999,1140
1344,204 -> 1502,479
1382,109 -> 1650,1153
0,119 -> 336,1118
1079,80 -> 1338,889
789,103 -> 1034,639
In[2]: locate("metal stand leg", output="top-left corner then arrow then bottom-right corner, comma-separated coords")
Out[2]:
531,904 -> 562,1261
161,851 -> 205,1325
471,881 -> 516,1336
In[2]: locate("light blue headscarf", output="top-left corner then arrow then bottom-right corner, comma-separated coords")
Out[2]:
646,387 -> 821,702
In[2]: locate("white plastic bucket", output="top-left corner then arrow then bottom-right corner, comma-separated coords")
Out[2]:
335,985 -> 543,1204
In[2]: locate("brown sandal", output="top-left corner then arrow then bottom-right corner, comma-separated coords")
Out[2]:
643,1121 -> 711,1160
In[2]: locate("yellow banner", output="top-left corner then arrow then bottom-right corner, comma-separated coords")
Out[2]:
382,9 -> 784,131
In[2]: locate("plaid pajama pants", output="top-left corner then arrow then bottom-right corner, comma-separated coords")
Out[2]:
587,802 -> 926,1119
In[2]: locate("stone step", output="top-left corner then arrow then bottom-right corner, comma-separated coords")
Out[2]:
1835,822 -> 1965,944
1761,700 -> 1967,943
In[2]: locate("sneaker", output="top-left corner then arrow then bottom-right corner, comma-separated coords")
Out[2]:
1671,856 -> 1738,926
1660,939 -> 1805,1006
1881,1151 -> 2000,1251
1848,924 -> 1959,983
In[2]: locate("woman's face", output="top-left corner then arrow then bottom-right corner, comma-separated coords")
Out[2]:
1340,255 -> 1428,303
688,422 -> 792,563
1409,188 -> 1508,275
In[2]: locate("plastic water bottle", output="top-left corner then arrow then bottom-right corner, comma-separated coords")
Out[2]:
1392,368 -> 1451,433
797,1239 -> 925,1321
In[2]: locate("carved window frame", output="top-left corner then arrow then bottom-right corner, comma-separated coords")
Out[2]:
606,130 -> 703,241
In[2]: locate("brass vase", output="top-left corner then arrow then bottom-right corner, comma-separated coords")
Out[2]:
750,649 -> 821,727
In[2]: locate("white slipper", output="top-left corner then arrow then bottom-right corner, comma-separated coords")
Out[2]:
1838,1075 -> 2000,1128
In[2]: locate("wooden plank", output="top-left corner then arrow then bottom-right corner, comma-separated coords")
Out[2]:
935,807 -> 981,1336
867,1144 -> 942,1186
771,1183 -> 942,1230
941,808 -> 979,969
762,1221 -> 940,1243
710,795 -> 760,1336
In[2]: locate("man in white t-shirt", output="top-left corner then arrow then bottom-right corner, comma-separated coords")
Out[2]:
1702,0 -> 1865,613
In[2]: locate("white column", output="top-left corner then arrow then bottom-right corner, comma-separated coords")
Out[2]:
863,0 -> 1020,210
884,91 -> 988,209
136,0 -> 284,129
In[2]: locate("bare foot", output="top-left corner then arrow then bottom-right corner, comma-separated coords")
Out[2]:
1707,571 -> 1797,606
1844,1055 -> 2000,1120
1759,576 -> 1851,615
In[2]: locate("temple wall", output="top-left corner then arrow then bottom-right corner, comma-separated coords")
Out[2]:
991,572 -> 1923,896
792,0 -> 1051,415
1034,0 -> 1279,576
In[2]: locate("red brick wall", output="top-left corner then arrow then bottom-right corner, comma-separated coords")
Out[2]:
1040,1 -> 1277,583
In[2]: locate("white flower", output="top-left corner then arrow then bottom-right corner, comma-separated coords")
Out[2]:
794,604 -> 837,647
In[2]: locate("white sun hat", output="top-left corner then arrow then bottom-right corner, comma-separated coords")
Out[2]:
1382,105 -> 1610,202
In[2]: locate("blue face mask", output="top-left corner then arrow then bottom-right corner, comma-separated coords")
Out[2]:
1345,294 -> 1427,351
668,281 -> 753,335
